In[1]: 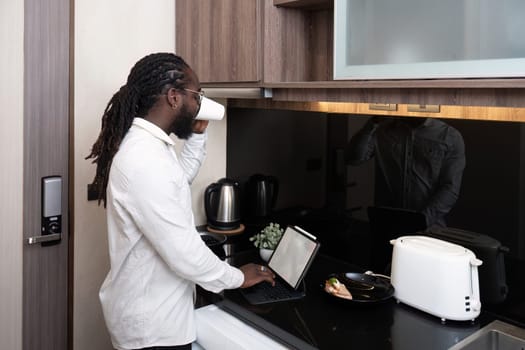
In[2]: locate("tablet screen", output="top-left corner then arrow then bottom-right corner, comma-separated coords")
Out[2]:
268,226 -> 319,289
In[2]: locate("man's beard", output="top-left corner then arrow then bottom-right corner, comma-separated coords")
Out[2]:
172,104 -> 194,139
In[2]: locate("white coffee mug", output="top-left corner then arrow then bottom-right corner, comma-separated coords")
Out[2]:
195,96 -> 225,121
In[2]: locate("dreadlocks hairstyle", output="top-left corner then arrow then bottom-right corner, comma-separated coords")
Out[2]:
86,53 -> 190,206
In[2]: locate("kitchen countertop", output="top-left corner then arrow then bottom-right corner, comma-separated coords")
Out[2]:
197,209 -> 525,349
198,249 -> 494,350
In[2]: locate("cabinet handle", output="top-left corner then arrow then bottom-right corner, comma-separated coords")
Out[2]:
407,104 -> 440,113
369,103 -> 397,111
27,233 -> 61,245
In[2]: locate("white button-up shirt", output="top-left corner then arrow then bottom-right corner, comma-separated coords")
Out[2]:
99,118 -> 244,350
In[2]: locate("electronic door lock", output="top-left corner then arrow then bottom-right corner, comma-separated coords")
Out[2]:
27,176 -> 62,245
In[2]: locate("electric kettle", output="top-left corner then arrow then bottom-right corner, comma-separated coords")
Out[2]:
245,174 -> 279,218
204,178 -> 241,230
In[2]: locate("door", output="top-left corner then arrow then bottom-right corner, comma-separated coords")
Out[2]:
23,0 -> 70,349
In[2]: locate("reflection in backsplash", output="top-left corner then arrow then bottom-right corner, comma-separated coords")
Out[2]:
227,107 -> 525,262
228,107 -> 525,326
226,108 -> 328,212
445,118 -> 525,261
346,116 -> 466,229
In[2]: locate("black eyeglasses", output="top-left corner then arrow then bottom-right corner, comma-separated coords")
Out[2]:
183,88 -> 205,104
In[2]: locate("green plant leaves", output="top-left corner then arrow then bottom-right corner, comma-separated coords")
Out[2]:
249,222 -> 284,250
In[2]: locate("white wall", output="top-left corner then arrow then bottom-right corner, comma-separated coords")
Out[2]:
74,1 -> 227,349
0,1 -> 24,350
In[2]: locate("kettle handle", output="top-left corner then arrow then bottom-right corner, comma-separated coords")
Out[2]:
268,176 -> 279,208
204,183 -> 218,221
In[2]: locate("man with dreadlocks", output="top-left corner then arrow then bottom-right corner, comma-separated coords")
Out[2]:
87,53 -> 274,350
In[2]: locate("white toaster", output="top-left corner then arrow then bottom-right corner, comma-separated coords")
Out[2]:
390,235 -> 483,322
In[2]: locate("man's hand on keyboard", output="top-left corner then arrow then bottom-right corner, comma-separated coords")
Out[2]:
239,263 -> 275,288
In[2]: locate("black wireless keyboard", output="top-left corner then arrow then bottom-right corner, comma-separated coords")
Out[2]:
240,279 -> 305,305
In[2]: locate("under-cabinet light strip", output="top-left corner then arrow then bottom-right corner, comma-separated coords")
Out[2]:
228,99 -> 525,123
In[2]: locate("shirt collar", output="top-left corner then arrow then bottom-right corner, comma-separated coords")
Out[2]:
132,118 -> 174,146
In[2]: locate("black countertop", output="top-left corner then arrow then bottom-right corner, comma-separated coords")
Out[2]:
198,209 -> 525,349
198,249 -> 494,350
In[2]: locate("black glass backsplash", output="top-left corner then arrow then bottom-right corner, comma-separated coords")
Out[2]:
226,107 -> 525,326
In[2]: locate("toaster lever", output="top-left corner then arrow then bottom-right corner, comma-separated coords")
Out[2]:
470,257 -> 482,266
470,299 -> 481,311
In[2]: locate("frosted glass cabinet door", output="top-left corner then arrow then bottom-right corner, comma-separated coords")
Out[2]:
333,0 -> 525,80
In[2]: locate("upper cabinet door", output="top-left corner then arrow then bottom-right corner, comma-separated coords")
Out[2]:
176,0 -> 261,83
334,0 -> 525,80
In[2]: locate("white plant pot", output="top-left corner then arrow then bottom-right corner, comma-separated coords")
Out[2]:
259,248 -> 274,262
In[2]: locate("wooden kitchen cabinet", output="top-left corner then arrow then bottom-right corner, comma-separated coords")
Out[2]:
175,0 -> 333,84
176,0 -> 525,118
263,0 -> 333,83
334,0 -> 525,81
176,0 -> 262,83
273,0 -> 331,8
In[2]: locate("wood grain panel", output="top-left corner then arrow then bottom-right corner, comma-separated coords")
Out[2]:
23,0 -> 70,349
263,1 -> 333,82
177,0 -> 525,107
308,9 -> 333,81
228,99 -> 525,123
264,1 -> 309,82
263,78 -> 525,88
274,0 -> 332,8
269,87 -> 525,108
176,0 -> 260,83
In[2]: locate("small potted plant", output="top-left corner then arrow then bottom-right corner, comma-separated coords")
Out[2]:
250,222 -> 284,262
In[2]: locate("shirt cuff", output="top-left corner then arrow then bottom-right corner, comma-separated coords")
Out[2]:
189,130 -> 207,142
231,266 -> 245,288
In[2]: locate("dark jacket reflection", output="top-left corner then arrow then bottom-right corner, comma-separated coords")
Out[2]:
346,117 -> 466,228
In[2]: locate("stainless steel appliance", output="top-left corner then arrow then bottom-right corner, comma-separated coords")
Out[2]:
245,174 -> 279,219
204,178 -> 241,230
